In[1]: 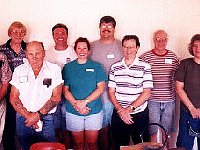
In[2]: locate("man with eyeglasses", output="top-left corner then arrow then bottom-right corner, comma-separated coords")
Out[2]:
140,30 -> 179,149
90,16 -> 123,150
108,35 -> 153,150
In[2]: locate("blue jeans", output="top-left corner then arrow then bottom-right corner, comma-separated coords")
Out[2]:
53,97 -> 66,130
177,110 -> 200,150
16,113 -> 56,150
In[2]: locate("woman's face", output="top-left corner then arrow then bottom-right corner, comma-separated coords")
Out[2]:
193,40 -> 200,58
10,27 -> 25,44
75,42 -> 90,60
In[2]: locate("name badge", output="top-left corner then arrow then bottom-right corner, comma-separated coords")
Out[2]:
165,59 -> 172,64
19,76 -> 28,83
86,69 -> 94,72
107,54 -> 114,59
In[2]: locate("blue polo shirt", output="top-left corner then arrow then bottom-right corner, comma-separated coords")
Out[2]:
62,59 -> 107,116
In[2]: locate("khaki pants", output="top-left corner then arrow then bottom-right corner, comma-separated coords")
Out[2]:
0,99 -> 6,143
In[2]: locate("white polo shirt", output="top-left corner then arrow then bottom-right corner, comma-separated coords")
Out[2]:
10,59 -> 63,113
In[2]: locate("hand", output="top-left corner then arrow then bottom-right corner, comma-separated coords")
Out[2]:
189,106 -> 200,119
74,100 -> 87,111
74,100 -> 91,115
117,107 -> 134,124
25,112 -> 40,127
78,107 -> 91,115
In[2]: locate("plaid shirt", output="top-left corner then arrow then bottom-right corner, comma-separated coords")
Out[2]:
0,52 -> 12,85
0,39 -> 26,72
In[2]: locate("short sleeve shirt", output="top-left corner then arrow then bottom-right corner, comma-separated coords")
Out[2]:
175,58 -> 200,110
10,59 -> 63,113
45,46 -> 77,68
108,57 -> 153,114
62,59 -> 107,116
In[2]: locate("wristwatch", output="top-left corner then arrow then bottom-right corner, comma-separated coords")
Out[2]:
37,110 -> 45,119
84,99 -> 90,104
130,105 -> 136,111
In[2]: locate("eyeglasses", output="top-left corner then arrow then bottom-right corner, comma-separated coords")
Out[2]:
11,30 -> 25,36
155,37 -> 167,42
123,46 -> 136,50
100,25 -> 113,29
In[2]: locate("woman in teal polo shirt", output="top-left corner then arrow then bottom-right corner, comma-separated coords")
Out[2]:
62,37 -> 107,150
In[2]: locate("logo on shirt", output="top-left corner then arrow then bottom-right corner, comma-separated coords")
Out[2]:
66,58 -> 71,63
43,78 -> 52,88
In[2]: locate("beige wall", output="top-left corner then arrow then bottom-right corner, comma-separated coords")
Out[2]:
0,0 -> 200,148
0,0 -> 200,59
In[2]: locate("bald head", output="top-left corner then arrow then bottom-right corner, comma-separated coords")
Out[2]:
26,41 -> 45,69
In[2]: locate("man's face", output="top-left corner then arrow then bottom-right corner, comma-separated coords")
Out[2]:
53,28 -> 68,45
10,27 -> 25,44
26,42 -> 45,69
153,32 -> 168,51
100,22 -> 115,39
123,39 -> 139,60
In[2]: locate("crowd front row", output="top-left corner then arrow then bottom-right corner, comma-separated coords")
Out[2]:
0,17 -> 200,150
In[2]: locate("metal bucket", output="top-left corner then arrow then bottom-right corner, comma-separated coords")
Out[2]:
140,123 -> 168,150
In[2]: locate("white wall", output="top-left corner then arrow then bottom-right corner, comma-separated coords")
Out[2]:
0,0 -> 200,59
0,0 -> 200,148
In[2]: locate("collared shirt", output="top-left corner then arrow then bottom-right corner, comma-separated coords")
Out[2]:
10,59 -> 63,113
0,39 -> 26,72
108,57 -> 153,114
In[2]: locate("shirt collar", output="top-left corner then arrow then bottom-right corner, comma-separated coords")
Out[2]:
6,39 -> 27,51
23,58 -> 48,75
122,56 -> 139,68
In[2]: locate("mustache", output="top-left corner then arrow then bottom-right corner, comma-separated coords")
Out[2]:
102,29 -> 111,33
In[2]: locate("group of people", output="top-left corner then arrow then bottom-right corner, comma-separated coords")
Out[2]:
0,15 -> 199,150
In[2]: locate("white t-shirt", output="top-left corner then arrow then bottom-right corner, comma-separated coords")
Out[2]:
45,46 -> 77,68
10,59 -> 64,113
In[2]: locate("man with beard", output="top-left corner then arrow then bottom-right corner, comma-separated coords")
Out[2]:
90,16 -> 123,150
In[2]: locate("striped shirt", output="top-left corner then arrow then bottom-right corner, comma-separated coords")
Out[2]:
140,50 -> 179,102
108,57 -> 153,114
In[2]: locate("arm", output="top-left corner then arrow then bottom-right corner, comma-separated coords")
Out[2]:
84,81 -> 105,103
129,88 -> 151,109
175,80 -> 200,118
76,81 -> 106,112
39,84 -> 62,115
10,85 -> 31,118
25,84 -> 62,127
0,82 -> 9,101
63,85 -> 89,114
108,87 -> 133,124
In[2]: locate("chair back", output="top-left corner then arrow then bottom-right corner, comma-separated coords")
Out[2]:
30,142 -> 66,150
140,123 -> 168,150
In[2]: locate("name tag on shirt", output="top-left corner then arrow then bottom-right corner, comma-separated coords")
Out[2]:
165,58 -> 172,64
107,54 -> 115,59
86,69 -> 94,72
19,76 -> 28,83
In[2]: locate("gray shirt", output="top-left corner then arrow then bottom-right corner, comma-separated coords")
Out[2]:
90,39 -> 123,75
90,39 -> 123,103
